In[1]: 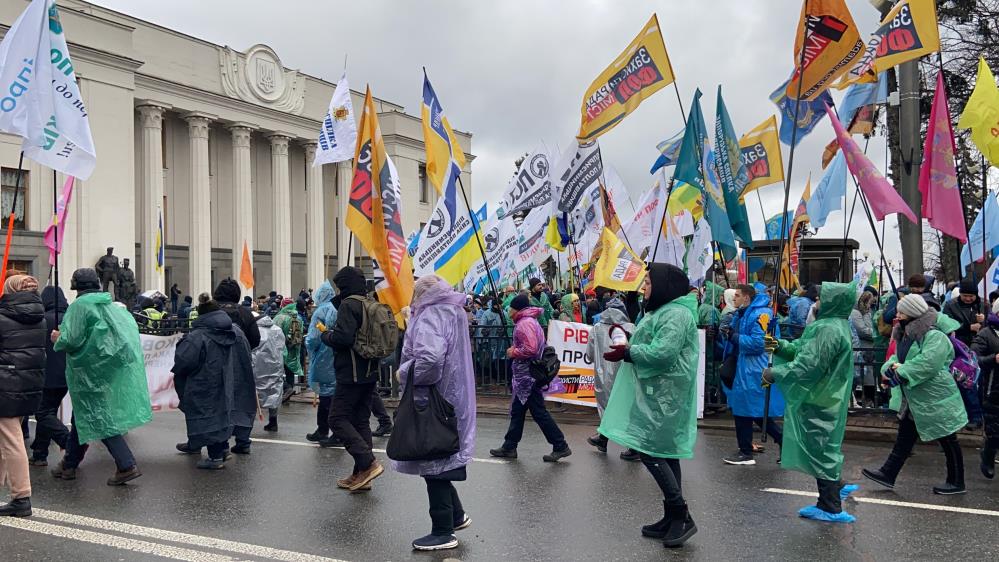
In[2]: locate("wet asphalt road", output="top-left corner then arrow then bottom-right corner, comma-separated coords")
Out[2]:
3,402 -> 999,561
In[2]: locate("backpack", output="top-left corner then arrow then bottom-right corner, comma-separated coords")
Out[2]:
947,333 -> 980,390
346,295 -> 399,360
286,316 -> 304,348
528,345 -> 561,387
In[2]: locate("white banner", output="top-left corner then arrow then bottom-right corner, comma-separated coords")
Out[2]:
503,143 -> 555,214
0,0 -> 97,179
685,218 -> 713,285
312,71 -> 357,166
554,140 -> 603,213
623,178 -> 665,254
514,207 -> 550,272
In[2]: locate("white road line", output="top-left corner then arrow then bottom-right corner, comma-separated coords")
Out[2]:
762,487 -> 999,517
30,508 -> 347,562
0,517 -> 238,562
248,436 -> 509,464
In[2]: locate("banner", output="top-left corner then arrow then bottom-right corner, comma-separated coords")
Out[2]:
593,227 -> 646,291
785,0 -> 864,101
739,115 -> 785,194
578,14 -> 675,141
412,196 -> 487,285
554,140 -> 603,213
503,144 -> 555,214
313,71 -> 357,166
544,320 -> 596,406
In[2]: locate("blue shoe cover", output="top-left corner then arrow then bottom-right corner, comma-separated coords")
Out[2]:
798,505 -> 855,523
839,484 -> 859,500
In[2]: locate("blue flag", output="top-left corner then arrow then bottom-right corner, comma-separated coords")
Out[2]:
765,211 -> 794,241
770,76 -> 833,147
837,73 -> 889,128
715,86 -> 753,246
961,192 -> 999,271
649,129 -> 684,174
807,151 -> 848,229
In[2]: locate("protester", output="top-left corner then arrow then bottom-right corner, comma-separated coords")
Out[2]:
599,263 -> 700,547
28,286 -> 70,467
274,298 -> 305,405
306,280 -> 338,444
723,283 -> 784,465
51,268 -> 150,485
558,292 -> 584,323
170,283 -> 181,313
585,297 -> 635,458
252,311 -> 286,433
850,290 -> 877,408
942,279 -> 985,430
785,284 -> 816,338
489,294 -> 571,462
698,281 -> 722,329
528,277 -> 555,327
583,288 -> 603,324
972,299 -> 999,479
212,279 -> 261,448
862,294 -> 968,495
0,274 -> 46,517
765,282 -> 858,523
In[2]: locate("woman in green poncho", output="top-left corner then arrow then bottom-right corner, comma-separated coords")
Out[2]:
599,263 -> 700,548
764,282 -> 858,523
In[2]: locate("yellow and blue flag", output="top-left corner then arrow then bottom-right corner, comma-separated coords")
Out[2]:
155,209 -> 164,272
422,71 -> 467,196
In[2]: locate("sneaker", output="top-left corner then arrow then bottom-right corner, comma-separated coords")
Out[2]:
28,458 -> 48,467
372,424 -> 393,437
543,447 -> 572,463
349,483 -> 372,493
587,434 -> 608,453
620,449 -> 641,462
412,534 -> 459,551
0,497 -> 31,517
230,445 -> 251,455
107,466 -> 142,485
861,468 -> 896,489
723,451 -> 756,466
336,475 -> 356,489
306,431 -> 328,443
489,447 -> 517,459
176,442 -> 200,454
932,483 -> 967,495
196,458 -> 225,471
50,462 -> 76,480
348,460 -> 384,491
454,514 -> 472,531
318,436 -> 344,448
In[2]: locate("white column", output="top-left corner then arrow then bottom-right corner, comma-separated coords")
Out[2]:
137,103 -> 169,292
229,122 -> 257,297
268,133 -> 292,296
336,160 -> 352,269
183,112 -> 215,296
302,142 -> 326,287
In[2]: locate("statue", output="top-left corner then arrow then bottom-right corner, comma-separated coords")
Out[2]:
116,258 -> 137,309
94,246 -> 120,294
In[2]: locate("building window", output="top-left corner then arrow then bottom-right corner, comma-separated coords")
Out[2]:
1,168 -> 28,230
418,163 -> 429,204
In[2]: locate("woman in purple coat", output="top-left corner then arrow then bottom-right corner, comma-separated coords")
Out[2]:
393,275 -> 476,552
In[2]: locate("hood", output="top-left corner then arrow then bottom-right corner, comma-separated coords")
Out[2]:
703,281 -> 724,305
513,306 -> 542,321
560,293 -> 579,312
333,266 -> 367,298
723,288 -> 737,311
598,307 -> 630,325
412,278 -> 466,315
193,309 -> 237,343
0,290 -> 44,324
670,293 -> 699,317
41,285 -> 68,313
313,280 -> 335,307
935,311 -> 961,334
279,302 -> 298,315
645,263 -> 689,313
803,283 -> 819,302
256,314 -> 275,328
816,281 -> 856,320
747,290 -> 772,311
70,268 -> 101,293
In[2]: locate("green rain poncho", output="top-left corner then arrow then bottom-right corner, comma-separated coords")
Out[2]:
770,281 -> 856,481
882,312 -> 967,441
54,292 -> 152,444
273,302 -> 304,377
530,291 -> 555,326
698,281 -> 723,327
599,293 -> 700,459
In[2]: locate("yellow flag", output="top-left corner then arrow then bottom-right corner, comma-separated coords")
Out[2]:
785,0 -> 864,101
739,116 -> 785,196
957,58 -> 999,167
873,0 -> 940,72
545,215 -> 565,252
593,227 -> 647,292
578,14 -> 675,141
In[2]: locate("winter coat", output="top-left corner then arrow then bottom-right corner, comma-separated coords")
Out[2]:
54,291 -> 152,443
509,307 -> 545,404
252,315 -> 286,410
177,302 -> 192,320
972,314 -> 999,443
883,311 -> 967,441
40,286 -> 67,389
942,296 -> 982,345
274,302 -> 304,377
322,267 -> 379,385
598,293 -> 700,459
0,291 -> 46,417
305,281 -> 337,396
724,292 -> 785,418
771,282 -> 856,481
172,309 -> 256,446
586,307 -> 634,412
393,278 -> 476,476
786,295 -> 813,334
219,301 -> 260,350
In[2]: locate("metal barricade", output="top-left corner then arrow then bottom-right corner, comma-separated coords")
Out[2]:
470,324 -> 513,396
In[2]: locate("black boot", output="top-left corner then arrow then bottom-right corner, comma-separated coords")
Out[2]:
861,451 -> 904,489
662,503 -> 697,548
587,433 -> 608,453
982,447 -> 996,480
263,416 -> 278,432
0,497 -> 31,517
641,501 -> 672,538
372,423 -> 392,437
935,437 -> 966,495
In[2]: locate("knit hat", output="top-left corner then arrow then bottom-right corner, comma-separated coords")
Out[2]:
3,274 -> 38,294
509,294 -> 530,311
897,293 -> 929,318
528,277 -> 542,289
196,292 -> 219,315
959,279 -> 978,296
213,278 -> 242,304
280,297 -> 293,307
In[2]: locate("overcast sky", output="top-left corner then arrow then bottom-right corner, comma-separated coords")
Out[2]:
91,0 -> 907,263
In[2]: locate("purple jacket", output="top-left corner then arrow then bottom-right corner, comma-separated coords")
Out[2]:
510,307 -> 545,404
393,279 -> 477,476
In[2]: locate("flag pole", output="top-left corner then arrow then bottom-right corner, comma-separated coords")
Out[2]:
53,170 -> 59,325
983,154 -> 989,314
0,151 -> 25,296
456,175 -> 507,328
650,82 -> 690,264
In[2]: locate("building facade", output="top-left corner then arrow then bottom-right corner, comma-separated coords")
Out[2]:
0,0 -> 472,299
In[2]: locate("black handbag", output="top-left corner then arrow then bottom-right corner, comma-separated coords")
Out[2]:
386,368 -> 461,462
719,354 -> 738,389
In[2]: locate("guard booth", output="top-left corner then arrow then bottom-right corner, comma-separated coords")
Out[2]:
743,238 -> 859,286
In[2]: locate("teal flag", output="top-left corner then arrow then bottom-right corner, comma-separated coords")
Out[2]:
673,89 -> 737,261
714,86 -> 753,247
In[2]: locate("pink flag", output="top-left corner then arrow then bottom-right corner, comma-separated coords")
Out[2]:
919,73 -> 967,242
43,176 -> 75,265
825,104 -> 917,223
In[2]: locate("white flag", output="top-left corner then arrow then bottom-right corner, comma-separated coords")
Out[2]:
312,72 -> 357,166
553,140 -> 602,213
0,0 -> 96,179
503,143 -> 555,214
979,256 -> 999,299
623,179 -> 665,255
685,219 -> 713,285
514,207 -> 550,273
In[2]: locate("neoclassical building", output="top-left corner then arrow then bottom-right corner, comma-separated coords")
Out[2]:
0,0 -> 472,298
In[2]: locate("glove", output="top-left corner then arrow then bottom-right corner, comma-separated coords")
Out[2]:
761,368 -> 774,387
763,334 -> 780,353
883,365 -> 902,387
603,344 -> 628,363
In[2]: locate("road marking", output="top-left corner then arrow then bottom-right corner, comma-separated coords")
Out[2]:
762,487 -> 999,517
249,436 -> 509,464
0,517 -> 239,562
28,508 -> 347,561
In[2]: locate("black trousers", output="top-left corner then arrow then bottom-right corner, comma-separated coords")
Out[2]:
316,395 -> 332,436
501,386 -> 567,451
882,412 -> 964,486
639,453 -> 684,506
816,479 -> 842,514
329,382 -> 376,472
424,478 -> 465,536
734,415 -> 782,454
370,389 -> 391,427
31,387 -> 70,460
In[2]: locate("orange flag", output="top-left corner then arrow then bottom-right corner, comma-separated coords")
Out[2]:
239,241 -> 254,290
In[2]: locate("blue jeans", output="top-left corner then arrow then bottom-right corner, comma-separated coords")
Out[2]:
502,386 -> 567,451
961,384 -> 983,424
63,415 -> 136,471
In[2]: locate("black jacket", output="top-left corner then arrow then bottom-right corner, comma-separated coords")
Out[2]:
971,314 -> 999,439
942,297 -> 981,345
219,302 -> 260,350
321,267 -> 378,385
41,286 -> 67,389
0,291 -> 47,417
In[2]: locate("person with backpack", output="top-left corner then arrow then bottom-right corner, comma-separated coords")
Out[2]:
585,298 -> 635,458
320,266 -> 397,492
274,298 -> 304,409
305,281 -> 338,444
942,279 -> 985,430
862,294 -> 968,495
488,294 -> 571,462
971,299 -> 999,479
